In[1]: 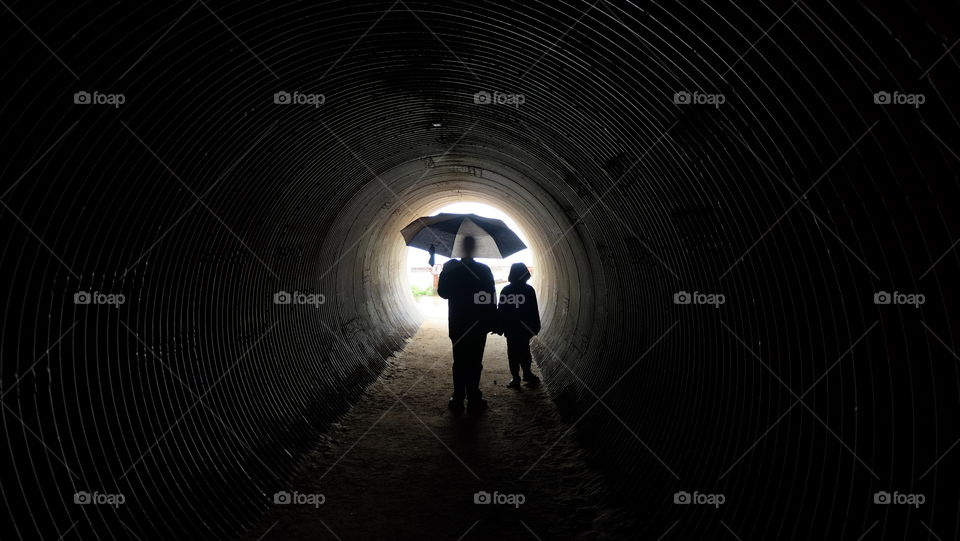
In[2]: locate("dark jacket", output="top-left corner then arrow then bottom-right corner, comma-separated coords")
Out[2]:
496,282 -> 540,339
437,259 -> 496,339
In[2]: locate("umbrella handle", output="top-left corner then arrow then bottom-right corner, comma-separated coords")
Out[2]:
428,244 -> 435,266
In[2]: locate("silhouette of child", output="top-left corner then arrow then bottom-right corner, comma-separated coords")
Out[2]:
495,262 -> 541,388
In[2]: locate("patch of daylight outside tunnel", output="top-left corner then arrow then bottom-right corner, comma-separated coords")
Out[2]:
405,201 -> 536,319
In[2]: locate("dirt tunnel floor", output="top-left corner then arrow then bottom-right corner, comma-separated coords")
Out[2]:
248,310 -> 625,540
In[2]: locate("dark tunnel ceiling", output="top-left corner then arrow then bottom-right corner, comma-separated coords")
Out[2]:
1,1 -> 959,539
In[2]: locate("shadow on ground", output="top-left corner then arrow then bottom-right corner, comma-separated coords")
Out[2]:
246,309 -> 630,540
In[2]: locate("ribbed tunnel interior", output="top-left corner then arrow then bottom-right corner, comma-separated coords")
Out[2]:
2,1 -> 959,539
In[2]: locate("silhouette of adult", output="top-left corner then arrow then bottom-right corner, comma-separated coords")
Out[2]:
436,236 -> 496,412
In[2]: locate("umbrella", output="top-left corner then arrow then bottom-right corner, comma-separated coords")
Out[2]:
401,213 -> 527,265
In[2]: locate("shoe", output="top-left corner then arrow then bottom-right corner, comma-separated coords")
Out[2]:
522,374 -> 540,384
448,397 -> 465,411
467,398 -> 488,412
507,378 -> 521,389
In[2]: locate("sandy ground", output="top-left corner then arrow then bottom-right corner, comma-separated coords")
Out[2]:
247,299 -> 620,540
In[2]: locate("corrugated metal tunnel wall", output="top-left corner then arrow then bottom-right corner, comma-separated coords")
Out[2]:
1,1 -> 959,539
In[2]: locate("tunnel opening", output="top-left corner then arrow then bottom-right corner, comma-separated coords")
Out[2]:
325,155 -> 605,399
403,200 -> 537,320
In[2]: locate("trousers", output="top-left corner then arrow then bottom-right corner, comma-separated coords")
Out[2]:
451,331 -> 486,401
506,335 -> 533,379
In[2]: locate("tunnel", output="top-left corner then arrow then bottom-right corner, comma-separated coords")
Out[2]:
2,1 -> 959,539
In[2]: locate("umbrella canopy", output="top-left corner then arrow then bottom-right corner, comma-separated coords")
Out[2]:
401,213 -> 527,262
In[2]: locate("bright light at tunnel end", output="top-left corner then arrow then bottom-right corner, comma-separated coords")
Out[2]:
406,201 -> 536,319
